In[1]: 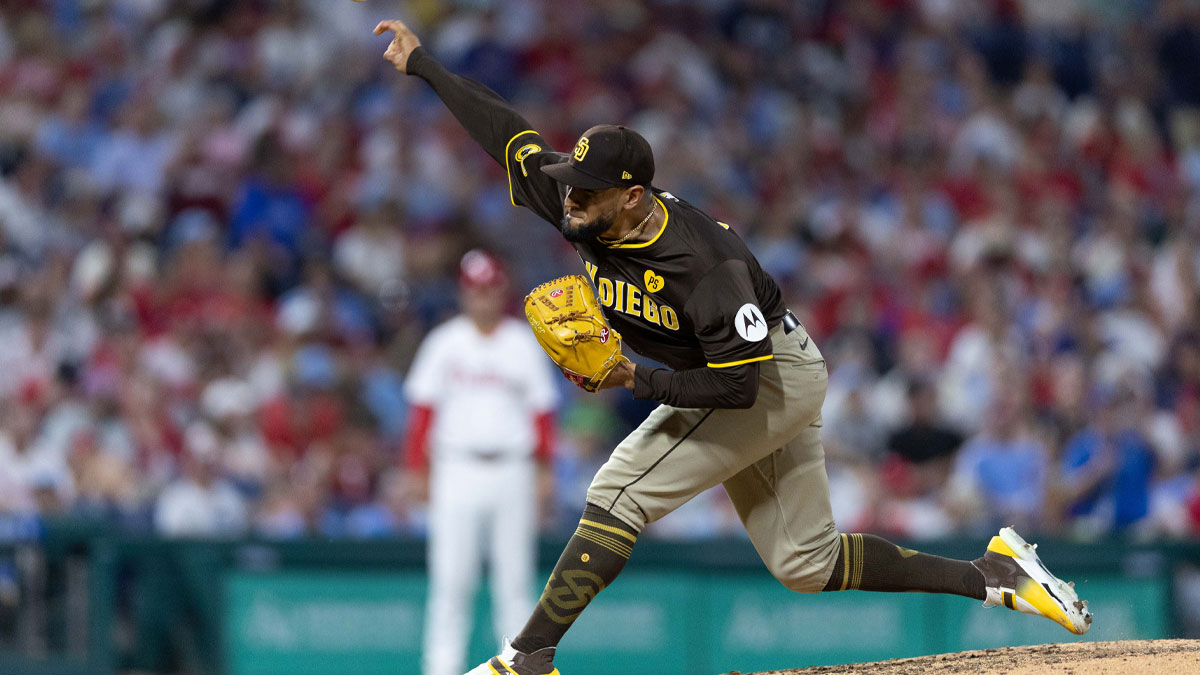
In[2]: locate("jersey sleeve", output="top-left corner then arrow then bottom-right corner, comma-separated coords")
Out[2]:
683,259 -> 775,369
503,136 -> 569,227
406,47 -> 564,228
404,327 -> 448,405
521,330 -> 560,412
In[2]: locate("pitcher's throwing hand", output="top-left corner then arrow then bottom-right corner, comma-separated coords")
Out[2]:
373,19 -> 421,73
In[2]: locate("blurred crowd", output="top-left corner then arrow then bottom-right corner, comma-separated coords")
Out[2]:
0,0 -> 1198,545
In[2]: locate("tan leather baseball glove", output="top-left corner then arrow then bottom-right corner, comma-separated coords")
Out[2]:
524,275 -> 629,392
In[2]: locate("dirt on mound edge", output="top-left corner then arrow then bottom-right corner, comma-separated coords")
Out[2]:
730,639 -> 1200,675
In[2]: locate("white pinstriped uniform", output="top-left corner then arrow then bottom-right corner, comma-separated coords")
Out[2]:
407,316 -> 558,675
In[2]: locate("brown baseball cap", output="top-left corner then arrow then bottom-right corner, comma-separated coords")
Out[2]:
541,125 -> 655,190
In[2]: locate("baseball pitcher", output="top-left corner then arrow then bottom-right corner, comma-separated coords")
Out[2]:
375,18 -> 1091,675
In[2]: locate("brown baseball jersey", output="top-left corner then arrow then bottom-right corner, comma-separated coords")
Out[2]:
407,47 -> 789,409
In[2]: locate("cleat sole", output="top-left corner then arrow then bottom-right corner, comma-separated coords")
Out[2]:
998,527 -> 1093,635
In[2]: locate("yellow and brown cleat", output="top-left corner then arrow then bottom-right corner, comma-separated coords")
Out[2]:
971,527 -> 1092,635
464,639 -> 560,675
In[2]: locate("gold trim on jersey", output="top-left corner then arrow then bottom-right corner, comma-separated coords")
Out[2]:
604,196 -> 669,249
504,129 -> 541,207
706,354 -> 774,369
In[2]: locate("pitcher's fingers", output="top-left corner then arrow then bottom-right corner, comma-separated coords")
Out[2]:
373,19 -> 409,35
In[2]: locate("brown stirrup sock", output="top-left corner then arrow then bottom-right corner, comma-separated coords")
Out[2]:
821,533 -> 986,600
511,503 -> 639,653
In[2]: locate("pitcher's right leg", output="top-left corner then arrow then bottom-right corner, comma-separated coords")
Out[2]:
723,423 -> 842,593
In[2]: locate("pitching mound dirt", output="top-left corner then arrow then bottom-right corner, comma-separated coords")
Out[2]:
733,639 -> 1200,675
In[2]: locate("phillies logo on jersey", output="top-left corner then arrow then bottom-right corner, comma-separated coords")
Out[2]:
598,326 -> 610,344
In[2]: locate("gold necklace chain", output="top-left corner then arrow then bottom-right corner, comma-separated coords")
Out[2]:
600,200 -> 657,245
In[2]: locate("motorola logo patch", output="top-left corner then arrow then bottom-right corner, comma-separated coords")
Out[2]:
735,303 -> 768,342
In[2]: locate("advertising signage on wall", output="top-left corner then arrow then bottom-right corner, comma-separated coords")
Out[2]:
225,570 -> 1166,675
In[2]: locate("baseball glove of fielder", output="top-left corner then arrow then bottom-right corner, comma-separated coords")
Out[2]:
524,274 -> 628,392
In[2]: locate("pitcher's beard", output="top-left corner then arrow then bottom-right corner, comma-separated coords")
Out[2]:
561,213 -> 615,243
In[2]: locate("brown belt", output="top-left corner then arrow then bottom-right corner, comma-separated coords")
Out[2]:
781,310 -> 800,334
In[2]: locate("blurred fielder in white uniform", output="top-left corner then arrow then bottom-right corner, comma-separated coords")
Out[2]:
404,250 -> 559,675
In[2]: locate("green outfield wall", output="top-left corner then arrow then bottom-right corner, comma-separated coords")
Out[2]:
223,569 -> 1165,675
0,522 -> 1189,675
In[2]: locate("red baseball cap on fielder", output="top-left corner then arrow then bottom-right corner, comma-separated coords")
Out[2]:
541,125 -> 655,190
458,249 -> 508,289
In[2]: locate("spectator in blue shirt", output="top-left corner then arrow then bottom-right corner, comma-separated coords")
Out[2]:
950,392 -> 1049,534
1060,386 -> 1157,535
34,84 -> 103,170
228,135 -> 314,285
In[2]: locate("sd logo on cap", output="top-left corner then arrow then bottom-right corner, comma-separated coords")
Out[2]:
542,125 -> 655,190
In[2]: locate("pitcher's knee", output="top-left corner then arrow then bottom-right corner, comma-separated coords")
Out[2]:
584,486 -> 647,533
772,562 -> 829,594
767,532 -> 842,594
